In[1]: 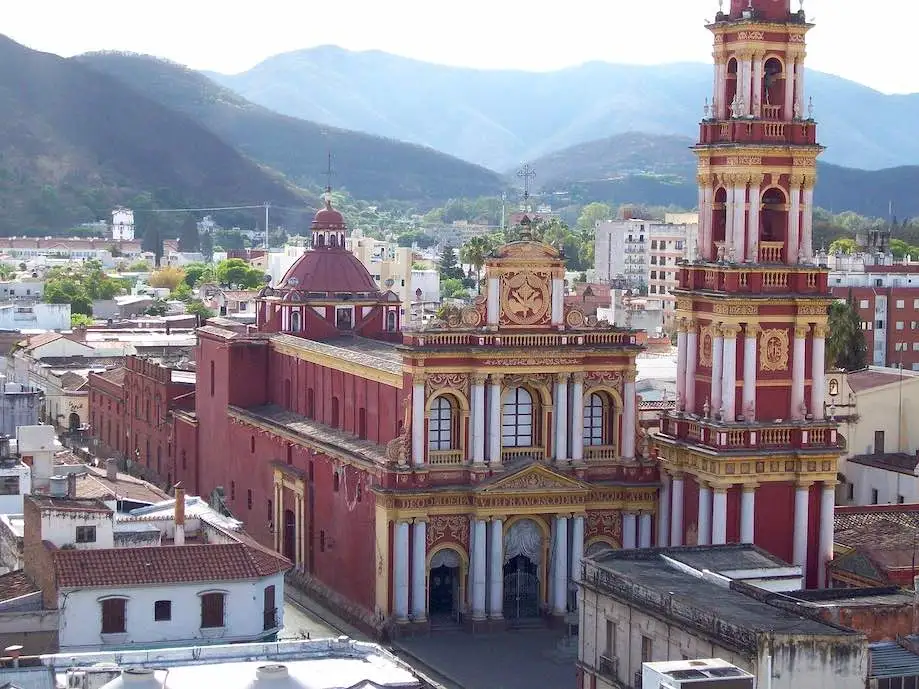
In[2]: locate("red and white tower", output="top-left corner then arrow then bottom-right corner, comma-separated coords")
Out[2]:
653,0 -> 842,588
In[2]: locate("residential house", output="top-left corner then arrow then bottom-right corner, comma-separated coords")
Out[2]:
830,504 -> 919,589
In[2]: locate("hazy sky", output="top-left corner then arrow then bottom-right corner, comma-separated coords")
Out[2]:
4,0 -> 916,94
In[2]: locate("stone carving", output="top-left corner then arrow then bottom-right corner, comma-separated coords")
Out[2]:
500,271 -> 552,326
586,511 -> 622,542
461,305 -> 483,327
699,328 -> 714,367
760,328 -> 790,372
565,306 -> 586,328
712,303 -> 759,316
427,515 -> 469,548
490,467 -> 581,492
586,371 -> 624,392
483,359 -> 579,368
426,373 -> 469,399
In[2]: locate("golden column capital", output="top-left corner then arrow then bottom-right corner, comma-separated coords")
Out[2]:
489,372 -> 505,385
744,323 -> 762,338
571,371 -> 587,385
721,323 -> 742,339
794,324 -> 811,339
471,372 -> 488,386
624,369 -> 637,384
812,323 -> 830,339
412,371 -> 426,386
556,372 -> 571,384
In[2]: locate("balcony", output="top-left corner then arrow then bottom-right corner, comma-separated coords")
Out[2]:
678,264 -> 828,296
406,330 -> 641,348
599,655 -> 619,680
501,446 -> 546,463
698,118 -> 818,146
759,242 -> 785,263
657,412 -> 841,454
429,449 -> 464,466
584,445 -> 620,461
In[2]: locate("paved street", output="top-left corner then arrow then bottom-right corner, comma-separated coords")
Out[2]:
279,598 -> 342,641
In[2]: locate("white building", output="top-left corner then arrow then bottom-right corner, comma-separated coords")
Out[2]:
0,276 -> 45,301
642,658 -> 754,688
111,208 -> 135,241
0,302 -> 70,331
18,485 -> 291,653
4,638 -> 425,689
0,453 -> 30,516
16,425 -> 58,493
578,545 -> 867,689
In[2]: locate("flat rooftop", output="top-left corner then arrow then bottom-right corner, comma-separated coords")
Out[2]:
662,544 -> 791,573
272,333 -> 403,374
788,587 -> 916,609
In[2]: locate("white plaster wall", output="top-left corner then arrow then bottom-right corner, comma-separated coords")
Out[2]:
0,463 -> 30,515
57,573 -> 285,652
757,636 -> 866,689
849,462 -> 919,506
41,511 -> 114,550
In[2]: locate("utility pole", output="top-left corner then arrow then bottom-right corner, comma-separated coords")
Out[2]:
264,202 -> 271,250
500,192 -> 507,231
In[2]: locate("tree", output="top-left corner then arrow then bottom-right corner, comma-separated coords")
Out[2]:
438,246 -> 465,281
186,299 -> 215,322
459,236 -> 493,288
828,238 -> 858,255
148,267 -> 186,291
890,238 -> 910,259
577,202 -> 613,231
441,278 -> 468,300
826,298 -> 868,372
200,231 -> 214,262
215,259 -> 264,289
44,278 -> 92,316
183,262 -> 210,287
70,313 -> 94,328
178,214 -> 201,253
145,300 -> 168,317
0,264 -> 15,280
171,281 -> 193,301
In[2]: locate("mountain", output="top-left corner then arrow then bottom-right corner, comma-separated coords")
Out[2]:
207,46 -> 919,172
0,35 -> 308,234
77,52 -> 503,206
528,132 -> 919,219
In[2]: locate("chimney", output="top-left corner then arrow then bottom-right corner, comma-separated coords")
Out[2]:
106,457 -> 118,482
67,472 -> 77,499
174,482 -> 185,546
49,475 -> 67,498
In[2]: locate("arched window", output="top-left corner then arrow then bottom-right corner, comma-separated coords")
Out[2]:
428,397 -> 454,451
289,310 -> 301,333
386,310 -> 397,331
584,392 -> 616,448
502,387 -> 533,448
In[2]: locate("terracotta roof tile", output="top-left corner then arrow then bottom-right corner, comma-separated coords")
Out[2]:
0,570 -> 38,602
74,467 -> 169,504
53,542 -> 291,588
94,367 -> 127,385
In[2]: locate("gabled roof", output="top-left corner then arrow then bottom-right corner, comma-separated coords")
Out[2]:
53,542 -> 291,588
478,462 -> 589,493
18,332 -> 65,351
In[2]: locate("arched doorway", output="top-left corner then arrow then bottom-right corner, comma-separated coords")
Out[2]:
503,518 -> 543,620
283,509 -> 296,563
68,412 -> 80,432
428,548 -> 461,621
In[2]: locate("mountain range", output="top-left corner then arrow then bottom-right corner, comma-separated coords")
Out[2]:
208,45 -> 919,172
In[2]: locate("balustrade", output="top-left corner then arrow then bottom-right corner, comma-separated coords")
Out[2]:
501,446 -> 546,463
762,105 -> 782,120
584,445 -> 619,461
428,449 -> 464,466
762,271 -> 788,288
759,242 -> 784,263
764,122 -> 786,138
760,428 -> 791,446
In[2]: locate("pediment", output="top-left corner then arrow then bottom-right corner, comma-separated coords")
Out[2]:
491,241 -> 561,261
480,463 -> 589,493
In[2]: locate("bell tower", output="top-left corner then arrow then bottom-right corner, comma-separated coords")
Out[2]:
652,2 -> 843,588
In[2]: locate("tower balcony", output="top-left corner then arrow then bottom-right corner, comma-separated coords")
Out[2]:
657,411 -> 842,456
698,118 -> 818,147
678,262 -> 829,296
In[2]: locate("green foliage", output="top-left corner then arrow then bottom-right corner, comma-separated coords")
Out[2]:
214,230 -> 246,251
185,299 -> 215,320
183,262 -> 211,287
215,259 -> 264,288
397,231 -> 437,249
441,278 -> 468,300
200,231 -> 215,262
127,260 -> 151,272
827,298 -> 868,372
170,281 -> 192,301
438,247 -> 465,281
828,238 -> 858,255
43,260 -> 126,316
459,236 -> 495,287
576,202 -> 613,230
0,264 -> 15,280
178,214 -> 201,252
145,299 -> 168,316
70,313 -> 94,328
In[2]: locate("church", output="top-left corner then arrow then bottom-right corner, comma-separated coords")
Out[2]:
185,200 -> 656,635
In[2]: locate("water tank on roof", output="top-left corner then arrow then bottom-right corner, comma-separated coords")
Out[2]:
246,664 -> 310,688
100,668 -> 165,689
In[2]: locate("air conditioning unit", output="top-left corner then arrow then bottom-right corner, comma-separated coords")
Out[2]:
641,658 -> 754,688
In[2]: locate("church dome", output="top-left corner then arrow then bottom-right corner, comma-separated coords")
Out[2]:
312,202 -> 345,230
278,249 -> 379,294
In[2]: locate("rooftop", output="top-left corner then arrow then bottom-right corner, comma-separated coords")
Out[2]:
787,586 -> 916,609
870,639 -> 919,680
271,334 -> 402,375
73,465 -> 170,505
847,367 -> 915,393
848,452 -> 919,475
661,544 -> 791,573
0,569 -> 38,603
28,495 -> 111,514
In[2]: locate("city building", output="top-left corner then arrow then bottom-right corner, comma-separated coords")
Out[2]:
2,638 -> 428,689
111,207 -> 135,241
640,659 -> 754,689
0,275 -> 45,301
15,486 -> 289,653
829,504 -> 919,589
652,0 -> 842,587
594,218 -> 699,320
0,302 -> 70,331
202,288 -> 259,322
781,587 -> 919,642
347,230 -> 416,316
146,198 -> 654,638
0,381 -> 41,438
577,545 -> 866,689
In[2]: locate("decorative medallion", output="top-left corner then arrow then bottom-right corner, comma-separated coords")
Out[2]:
500,271 -> 551,326
460,306 -> 483,327
565,307 -> 586,328
427,515 -> 469,548
699,328 -> 714,368
586,511 -> 622,541
760,328 -> 790,372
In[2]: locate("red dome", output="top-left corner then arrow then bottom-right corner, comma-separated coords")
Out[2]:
312,200 -> 345,229
279,249 -> 379,294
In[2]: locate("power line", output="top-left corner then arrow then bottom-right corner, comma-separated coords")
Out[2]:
137,204 -> 269,213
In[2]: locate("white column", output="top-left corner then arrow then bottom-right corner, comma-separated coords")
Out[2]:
742,325 -> 759,420
571,374 -> 585,462
571,516 -> 585,580
721,326 -> 738,423
712,60 -> 721,119
811,325 -> 826,419
670,475 -> 685,547
551,277 -> 564,327
697,483 -> 712,546
411,378 -> 425,466
712,488 -> 728,545
801,184 -> 815,260
488,374 -> 503,464
622,513 -> 637,550
785,60 -> 796,121
724,185 -> 736,257
488,518 -> 504,619
703,185 -> 714,260
472,519 -> 487,619
685,326 -> 698,413
658,473 -> 671,547
748,180 -> 761,262
716,61 -> 728,119
638,513 -> 653,549
741,485 -> 756,544
411,520 -> 427,621
752,55 -> 764,117
552,516 -> 569,615
676,326 -> 688,406
788,182 -> 802,264
622,375 -> 636,460
710,327 -> 724,415
818,483 -> 835,588
487,277 -> 499,326
793,484 -> 810,567
795,59 -> 806,118
697,184 -> 707,259
472,376 -> 486,464
393,521 -> 410,620
733,183 -> 747,260
555,374 -> 569,462
792,326 -> 808,420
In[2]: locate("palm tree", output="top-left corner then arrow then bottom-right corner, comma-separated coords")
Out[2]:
460,236 -> 493,290
826,295 -> 868,371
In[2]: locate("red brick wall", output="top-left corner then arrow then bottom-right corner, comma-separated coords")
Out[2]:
814,603 -> 916,642
88,373 -> 125,455
22,498 -> 57,609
